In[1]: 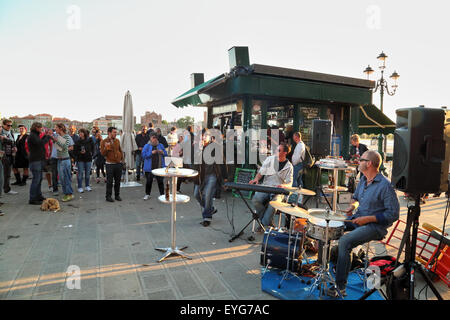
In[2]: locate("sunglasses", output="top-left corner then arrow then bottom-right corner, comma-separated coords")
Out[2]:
360,158 -> 370,162
5,124 -> 12,127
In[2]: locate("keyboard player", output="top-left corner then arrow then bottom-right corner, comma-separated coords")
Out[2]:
249,143 -> 293,228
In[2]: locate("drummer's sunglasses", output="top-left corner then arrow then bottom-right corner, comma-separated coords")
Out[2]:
359,158 -> 370,162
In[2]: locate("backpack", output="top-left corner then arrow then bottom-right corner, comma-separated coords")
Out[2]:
302,145 -> 314,169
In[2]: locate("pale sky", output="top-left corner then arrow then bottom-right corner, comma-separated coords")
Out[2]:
1,0 -> 449,123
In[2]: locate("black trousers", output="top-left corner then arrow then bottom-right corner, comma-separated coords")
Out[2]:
106,163 -> 122,198
2,156 -> 13,193
145,171 -> 164,196
49,158 -> 59,192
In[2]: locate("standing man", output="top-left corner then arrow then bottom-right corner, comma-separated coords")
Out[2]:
328,150 -> 400,297
0,119 -> 18,195
141,133 -> 167,200
291,131 -> 306,188
147,123 -> 155,137
193,129 -> 228,227
51,123 -> 74,202
155,128 -> 168,149
27,122 -> 51,205
100,127 -> 124,202
250,143 -> 293,228
134,125 -> 149,181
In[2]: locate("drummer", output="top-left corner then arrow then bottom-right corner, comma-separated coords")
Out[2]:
249,143 -> 293,228
328,150 -> 399,297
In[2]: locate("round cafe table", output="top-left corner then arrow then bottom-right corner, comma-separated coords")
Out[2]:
151,167 -> 198,262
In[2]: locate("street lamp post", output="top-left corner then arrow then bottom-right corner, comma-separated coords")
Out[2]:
363,51 -> 400,114
363,51 -> 400,177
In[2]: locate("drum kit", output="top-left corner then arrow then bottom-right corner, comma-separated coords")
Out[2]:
261,185 -> 351,299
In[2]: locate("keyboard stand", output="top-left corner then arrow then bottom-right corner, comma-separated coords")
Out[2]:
229,189 -> 266,242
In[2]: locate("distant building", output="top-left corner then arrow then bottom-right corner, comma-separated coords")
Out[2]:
93,117 -> 109,132
141,111 -> 162,127
35,113 -> 53,124
52,117 -> 71,127
105,115 -> 123,131
11,114 -> 36,130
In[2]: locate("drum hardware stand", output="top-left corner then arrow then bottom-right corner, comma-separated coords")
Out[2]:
229,189 -> 266,242
307,210 -> 345,300
278,215 -> 303,288
303,165 -> 333,211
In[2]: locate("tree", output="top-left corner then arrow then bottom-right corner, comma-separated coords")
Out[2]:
162,120 -> 168,125
176,116 -> 195,129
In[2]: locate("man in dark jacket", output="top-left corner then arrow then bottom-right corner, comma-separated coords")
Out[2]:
134,125 -> 149,181
193,129 -> 227,227
27,122 -> 51,205
155,128 -> 168,149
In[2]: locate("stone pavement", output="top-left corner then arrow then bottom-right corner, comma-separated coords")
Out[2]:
0,178 -> 448,300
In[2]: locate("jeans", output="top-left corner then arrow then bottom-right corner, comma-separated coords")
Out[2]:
29,160 -> 43,201
77,161 -> 92,188
106,163 -> 122,198
58,159 -> 73,195
49,158 -> 59,192
135,152 -> 143,178
194,174 -> 217,221
335,223 -> 384,289
292,162 -> 304,188
144,171 -> 164,195
252,191 -> 284,227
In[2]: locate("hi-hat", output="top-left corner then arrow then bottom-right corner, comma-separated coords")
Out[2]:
270,201 -> 309,218
307,208 -> 348,221
282,186 -> 316,196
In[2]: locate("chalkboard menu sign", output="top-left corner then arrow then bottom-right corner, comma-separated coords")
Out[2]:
232,168 -> 256,199
299,106 -> 321,147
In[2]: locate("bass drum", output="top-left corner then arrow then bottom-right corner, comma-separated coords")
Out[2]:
260,228 -> 304,273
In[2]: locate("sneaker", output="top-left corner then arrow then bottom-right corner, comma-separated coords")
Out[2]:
96,178 -> 100,184
48,186 -> 53,192
62,195 -> 73,202
103,178 -> 107,183
85,186 -> 92,192
106,197 -> 114,202
29,200 -> 43,205
5,190 -> 18,195
327,286 -> 347,298
115,195 -> 122,201
143,195 -> 150,200
53,191 -> 59,196
78,188 -> 84,193
0,211 -> 4,216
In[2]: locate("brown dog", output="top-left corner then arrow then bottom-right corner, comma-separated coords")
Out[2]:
40,198 -> 61,212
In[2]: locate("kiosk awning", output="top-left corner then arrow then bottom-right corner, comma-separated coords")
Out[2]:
172,74 -> 226,108
357,104 -> 396,135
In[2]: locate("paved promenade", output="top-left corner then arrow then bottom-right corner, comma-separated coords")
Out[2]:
0,178 -> 448,300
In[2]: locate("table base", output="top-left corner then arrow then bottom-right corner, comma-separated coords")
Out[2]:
155,246 -> 191,262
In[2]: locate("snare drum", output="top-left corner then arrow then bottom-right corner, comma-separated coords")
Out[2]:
306,217 -> 344,242
260,228 -> 304,272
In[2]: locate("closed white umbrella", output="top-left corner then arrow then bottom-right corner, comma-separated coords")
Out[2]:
120,90 -> 141,187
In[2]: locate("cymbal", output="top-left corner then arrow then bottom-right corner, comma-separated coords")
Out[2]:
307,208 -> 349,221
269,201 -> 309,218
282,186 -> 316,196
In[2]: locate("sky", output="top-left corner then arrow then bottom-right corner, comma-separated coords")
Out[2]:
1,0 -> 449,123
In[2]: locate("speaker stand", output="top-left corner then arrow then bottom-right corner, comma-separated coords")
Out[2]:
403,195 -> 443,300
